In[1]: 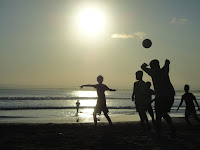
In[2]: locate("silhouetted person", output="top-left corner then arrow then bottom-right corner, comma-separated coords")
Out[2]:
141,59 -> 176,137
177,84 -> 200,126
80,75 -> 116,127
76,100 -> 80,115
146,81 -> 155,123
132,71 -> 150,131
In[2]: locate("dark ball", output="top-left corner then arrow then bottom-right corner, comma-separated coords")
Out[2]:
142,39 -> 152,48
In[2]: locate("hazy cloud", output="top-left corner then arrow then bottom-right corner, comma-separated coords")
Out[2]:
134,32 -> 147,39
170,17 -> 177,24
111,32 -> 146,39
111,34 -> 134,39
179,18 -> 188,23
170,17 -> 189,24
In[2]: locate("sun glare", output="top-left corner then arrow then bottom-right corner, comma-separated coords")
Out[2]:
77,7 -> 106,36
74,91 -> 97,98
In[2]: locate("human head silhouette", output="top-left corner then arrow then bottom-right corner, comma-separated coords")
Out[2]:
150,59 -> 160,70
146,81 -> 151,88
97,75 -> 103,84
136,71 -> 143,80
184,84 -> 190,92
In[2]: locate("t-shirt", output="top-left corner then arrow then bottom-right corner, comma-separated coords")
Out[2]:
133,80 -> 147,106
181,92 -> 196,110
94,84 -> 109,105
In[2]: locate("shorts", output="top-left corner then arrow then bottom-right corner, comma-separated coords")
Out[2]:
136,105 -> 147,113
155,96 -> 174,113
94,104 -> 109,114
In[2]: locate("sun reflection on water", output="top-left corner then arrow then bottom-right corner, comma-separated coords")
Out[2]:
72,91 -> 99,122
73,91 -> 97,98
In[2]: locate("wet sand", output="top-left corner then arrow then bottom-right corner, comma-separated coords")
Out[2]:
0,117 -> 200,150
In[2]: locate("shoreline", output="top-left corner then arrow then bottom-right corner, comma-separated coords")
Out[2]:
0,113 -> 187,124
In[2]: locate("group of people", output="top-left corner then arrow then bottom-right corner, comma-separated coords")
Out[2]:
132,59 -> 176,137
80,59 -> 200,137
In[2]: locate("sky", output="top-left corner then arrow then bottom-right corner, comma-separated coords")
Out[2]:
0,0 -> 200,90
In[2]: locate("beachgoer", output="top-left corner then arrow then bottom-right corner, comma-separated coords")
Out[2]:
177,84 -> 200,126
141,59 -> 176,137
80,75 -> 116,127
76,100 -> 80,115
132,71 -> 150,131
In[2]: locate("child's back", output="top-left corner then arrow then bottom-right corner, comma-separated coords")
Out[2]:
182,92 -> 196,111
134,80 -> 147,106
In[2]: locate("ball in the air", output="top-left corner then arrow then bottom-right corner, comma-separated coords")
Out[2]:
142,39 -> 152,48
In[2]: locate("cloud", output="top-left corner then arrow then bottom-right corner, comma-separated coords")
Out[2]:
170,17 -> 177,24
111,34 -> 134,39
134,32 -> 146,39
111,32 -> 146,39
179,18 -> 188,23
170,17 -> 189,24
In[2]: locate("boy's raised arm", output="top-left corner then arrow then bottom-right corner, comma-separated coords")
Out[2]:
141,63 -> 151,75
194,97 -> 200,111
132,82 -> 136,101
104,85 -> 116,91
80,84 -> 96,88
109,89 -> 116,91
177,98 -> 184,112
162,59 -> 170,72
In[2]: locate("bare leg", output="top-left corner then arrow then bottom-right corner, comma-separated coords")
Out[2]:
104,113 -> 112,126
144,112 -> 150,130
148,106 -> 155,121
139,112 -> 146,131
185,111 -> 192,126
155,112 -> 162,136
162,113 -> 176,137
185,116 -> 192,126
93,112 -> 97,127
193,113 -> 200,124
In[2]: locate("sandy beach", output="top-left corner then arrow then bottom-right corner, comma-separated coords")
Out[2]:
1,116 -> 200,150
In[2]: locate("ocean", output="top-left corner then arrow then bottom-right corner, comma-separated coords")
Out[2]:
0,89 -> 200,123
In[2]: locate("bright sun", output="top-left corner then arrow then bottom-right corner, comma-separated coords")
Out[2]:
77,7 -> 106,36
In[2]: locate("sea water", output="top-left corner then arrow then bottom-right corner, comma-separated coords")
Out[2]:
0,89 -> 199,123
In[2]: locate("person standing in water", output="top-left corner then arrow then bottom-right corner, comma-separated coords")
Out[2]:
76,100 -> 80,115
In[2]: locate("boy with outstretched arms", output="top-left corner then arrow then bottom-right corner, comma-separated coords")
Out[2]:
80,75 -> 116,127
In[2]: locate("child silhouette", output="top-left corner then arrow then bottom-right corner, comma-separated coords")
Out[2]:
141,59 -> 176,137
80,75 -> 116,127
177,84 -> 200,126
132,71 -> 150,131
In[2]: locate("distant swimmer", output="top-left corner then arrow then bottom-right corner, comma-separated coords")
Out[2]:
76,100 -> 80,115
